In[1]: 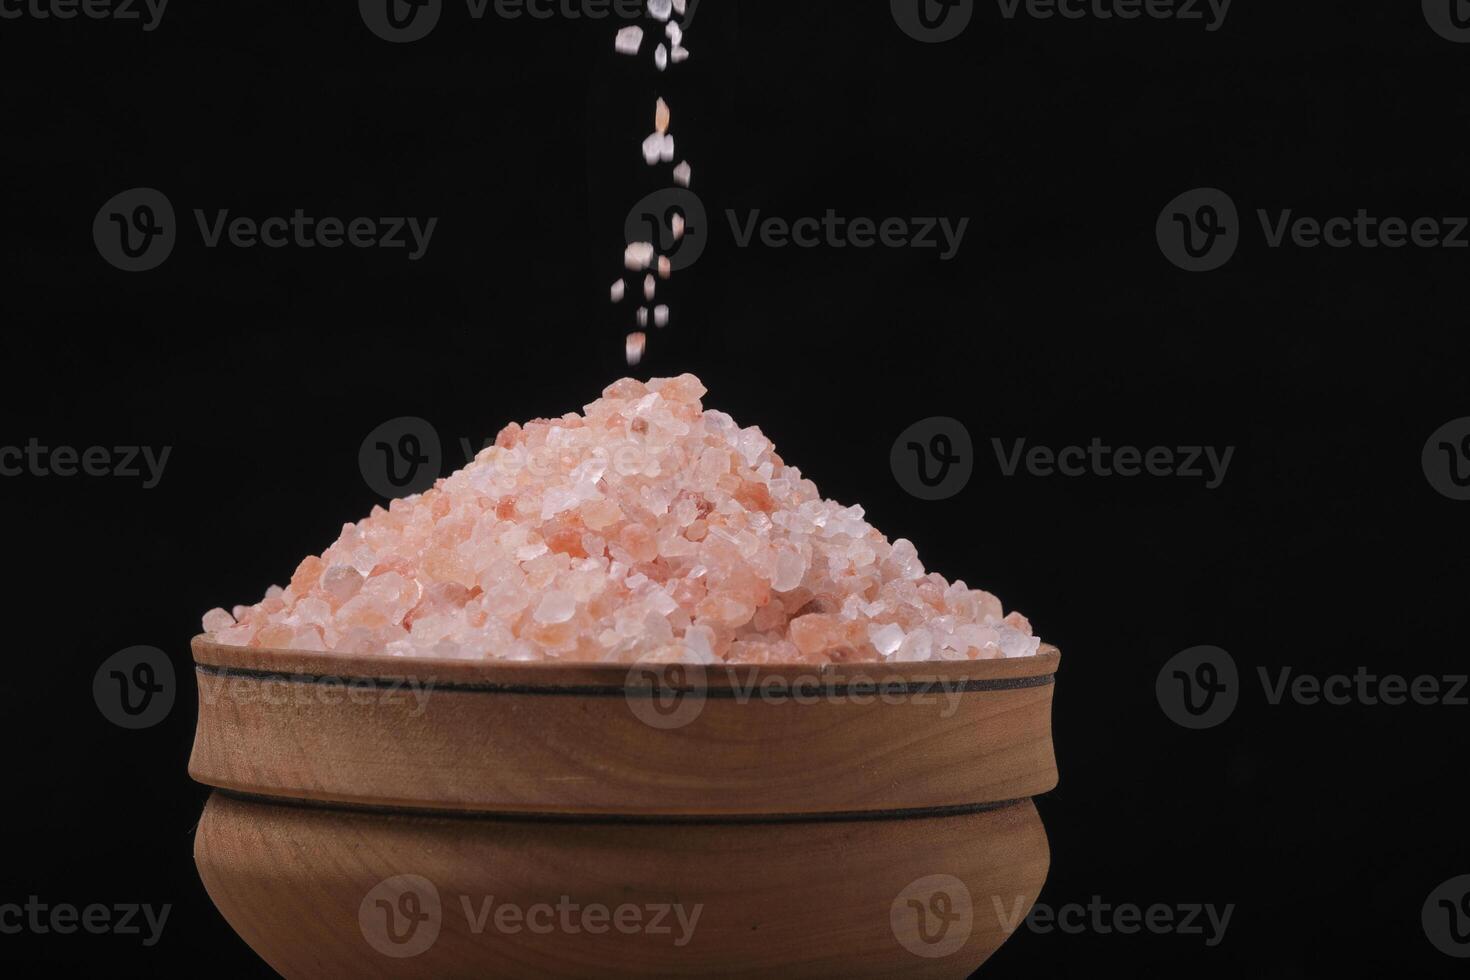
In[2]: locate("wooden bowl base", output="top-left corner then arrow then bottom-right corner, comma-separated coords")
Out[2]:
195,792 -> 1051,978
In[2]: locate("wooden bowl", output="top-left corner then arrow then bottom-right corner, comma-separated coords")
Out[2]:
189,636 -> 1060,977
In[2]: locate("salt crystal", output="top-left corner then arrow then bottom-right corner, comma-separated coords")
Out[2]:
202,607 -> 236,632
655,97 -> 670,134
637,306 -> 649,327
610,279 -> 626,303
653,305 -> 669,328
642,132 -> 665,166
673,0 -> 686,13
671,45 -> 689,64
625,332 -> 646,366
648,0 -> 672,21
870,623 -> 905,658
615,26 -> 643,55
659,134 -> 675,163
671,214 -> 685,240
534,590 -> 577,624
655,43 -> 667,71
673,161 -> 691,187
644,275 -> 656,301
666,22 -> 682,46
203,375 -> 1042,663
624,242 -> 655,270
658,255 -> 672,278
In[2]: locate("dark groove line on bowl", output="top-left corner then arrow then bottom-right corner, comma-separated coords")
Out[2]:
213,789 -> 1033,826
195,663 -> 1055,697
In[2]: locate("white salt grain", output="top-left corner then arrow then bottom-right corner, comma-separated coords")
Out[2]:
655,43 -> 668,71
648,0 -> 672,21
611,279 -> 626,303
672,213 -> 685,240
625,242 -> 654,270
615,26 -> 643,55
660,134 -> 675,162
870,623 -> 905,658
658,255 -> 672,278
644,274 -> 656,301
534,590 -> 577,625
666,22 -> 682,46
671,45 -> 689,64
654,305 -> 669,328
673,161 -> 691,186
637,306 -> 649,327
642,132 -> 665,166
624,332 -> 646,366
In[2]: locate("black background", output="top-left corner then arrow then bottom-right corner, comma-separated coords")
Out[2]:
1,1 -> 1467,976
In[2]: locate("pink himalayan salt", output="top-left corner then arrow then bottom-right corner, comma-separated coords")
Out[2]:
201,375 -> 1042,664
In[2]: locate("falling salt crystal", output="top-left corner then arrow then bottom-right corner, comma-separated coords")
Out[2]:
642,132 -> 665,166
644,274 -> 656,301
655,97 -> 670,135
615,26 -> 643,55
673,0 -> 686,13
655,44 -> 668,71
671,214 -> 685,240
657,255 -> 672,278
659,133 -> 675,163
673,161 -> 691,187
637,306 -> 649,327
666,22 -> 682,46
625,332 -> 646,365
654,305 -> 669,328
611,279 -> 626,303
671,45 -> 689,64
648,0 -> 672,21
625,242 -> 654,270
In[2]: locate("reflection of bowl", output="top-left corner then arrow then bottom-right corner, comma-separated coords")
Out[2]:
190,636 -> 1060,977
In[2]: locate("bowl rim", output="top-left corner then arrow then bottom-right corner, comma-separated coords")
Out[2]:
192,634 -> 1060,692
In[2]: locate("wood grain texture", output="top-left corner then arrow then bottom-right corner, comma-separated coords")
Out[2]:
195,791 -> 1051,979
188,635 -> 1059,816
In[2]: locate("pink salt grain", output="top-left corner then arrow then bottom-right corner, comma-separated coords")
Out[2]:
203,375 -> 1042,664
